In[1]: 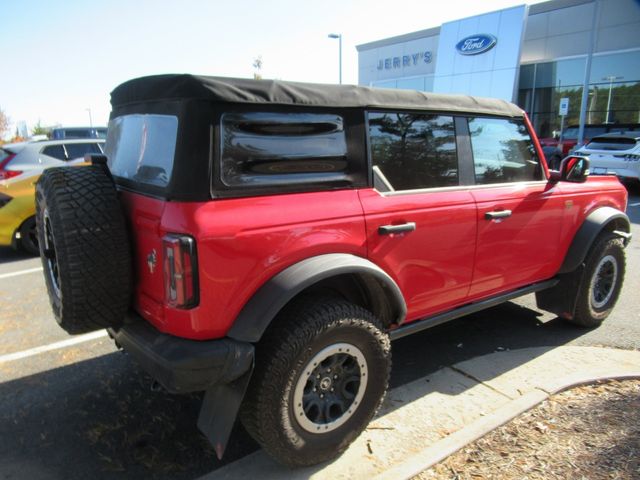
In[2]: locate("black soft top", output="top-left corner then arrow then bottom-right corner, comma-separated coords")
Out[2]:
111,74 -> 524,118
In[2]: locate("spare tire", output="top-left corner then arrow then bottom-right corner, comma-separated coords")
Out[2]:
35,166 -> 132,334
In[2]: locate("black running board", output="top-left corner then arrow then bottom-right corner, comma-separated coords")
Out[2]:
389,279 -> 559,341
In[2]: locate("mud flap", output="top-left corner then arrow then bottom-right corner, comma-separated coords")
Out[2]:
197,366 -> 254,459
535,265 -> 584,319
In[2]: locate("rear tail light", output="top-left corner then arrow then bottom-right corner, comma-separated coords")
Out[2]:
163,234 -> 199,308
0,170 -> 22,180
0,153 -> 21,180
0,192 -> 12,209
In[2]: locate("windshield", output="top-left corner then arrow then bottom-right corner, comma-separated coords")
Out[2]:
105,114 -> 178,188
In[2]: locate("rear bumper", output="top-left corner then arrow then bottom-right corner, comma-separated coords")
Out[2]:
590,166 -> 640,181
108,313 -> 254,394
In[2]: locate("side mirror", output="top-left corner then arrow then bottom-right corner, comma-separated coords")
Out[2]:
549,155 -> 590,183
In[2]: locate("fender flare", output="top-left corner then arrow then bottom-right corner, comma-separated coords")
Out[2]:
558,206 -> 630,274
227,253 -> 407,343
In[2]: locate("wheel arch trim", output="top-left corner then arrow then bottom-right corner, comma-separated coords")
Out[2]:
559,206 -> 631,274
227,253 -> 407,343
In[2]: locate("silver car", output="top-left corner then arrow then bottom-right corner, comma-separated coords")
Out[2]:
575,133 -> 640,187
0,138 -> 105,180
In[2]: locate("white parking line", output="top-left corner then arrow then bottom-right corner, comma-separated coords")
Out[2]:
0,266 -> 43,280
0,330 -> 109,364
629,202 -> 640,207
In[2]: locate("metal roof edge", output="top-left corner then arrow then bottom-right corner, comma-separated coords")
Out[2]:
356,26 -> 441,51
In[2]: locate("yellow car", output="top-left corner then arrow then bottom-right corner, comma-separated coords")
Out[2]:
0,159 -> 93,255
0,170 -> 42,255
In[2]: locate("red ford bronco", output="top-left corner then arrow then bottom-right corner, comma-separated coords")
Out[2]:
36,75 -> 631,467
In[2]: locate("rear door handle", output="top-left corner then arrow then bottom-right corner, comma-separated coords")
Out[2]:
378,222 -> 416,235
484,210 -> 512,220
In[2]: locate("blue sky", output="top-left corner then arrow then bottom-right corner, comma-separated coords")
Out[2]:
0,0 -> 544,135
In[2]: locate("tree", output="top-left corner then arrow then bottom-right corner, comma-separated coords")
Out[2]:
0,106 -> 10,141
31,120 -> 51,138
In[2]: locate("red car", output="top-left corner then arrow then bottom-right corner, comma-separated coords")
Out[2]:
36,75 -> 631,467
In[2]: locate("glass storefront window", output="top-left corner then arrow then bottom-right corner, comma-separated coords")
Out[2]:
589,51 -> 640,85
586,81 -> 640,124
518,52 -> 640,138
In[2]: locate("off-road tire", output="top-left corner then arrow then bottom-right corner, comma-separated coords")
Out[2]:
240,297 -> 391,467
19,216 -> 39,256
35,166 -> 132,334
569,232 -> 625,328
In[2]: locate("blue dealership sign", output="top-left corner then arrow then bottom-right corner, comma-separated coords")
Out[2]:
455,34 -> 497,55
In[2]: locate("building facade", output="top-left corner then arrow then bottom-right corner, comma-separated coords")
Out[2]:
357,0 -> 640,139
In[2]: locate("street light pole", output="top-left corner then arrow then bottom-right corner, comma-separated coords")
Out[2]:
86,108 -> 93,128
328,33 -> 342,84
603,75 -> 623,123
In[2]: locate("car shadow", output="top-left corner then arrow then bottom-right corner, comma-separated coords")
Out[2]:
0,300 -> 590,480
626,191 -> 640,225
0,246 -> 36,265
0,352 -> 257,480
389,300 -> 588,388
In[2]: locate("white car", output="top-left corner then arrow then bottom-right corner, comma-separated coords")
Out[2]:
575,133 -> 640,187
0,138 -> 105,180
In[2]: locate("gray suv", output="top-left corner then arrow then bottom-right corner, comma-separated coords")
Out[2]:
0,138 -> 105,180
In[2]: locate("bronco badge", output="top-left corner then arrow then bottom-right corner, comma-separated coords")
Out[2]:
147,249 -> 157,274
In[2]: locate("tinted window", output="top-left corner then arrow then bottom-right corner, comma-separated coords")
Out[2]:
585,137 -> 638,151
105,114 -> 178,188
64,142 -> 102,160
220,112 -> 348,187
563,126 -> 607,140
0,149 -> 13,163
469,118 -> 542,184
41,145 -> 66,160
368,112 -> 458,191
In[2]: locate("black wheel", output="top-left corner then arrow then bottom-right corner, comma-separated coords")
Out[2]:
19,216 -> 39,256
569,232 -> 625,328
35,166 -> 132,334
240,297 -> 391,467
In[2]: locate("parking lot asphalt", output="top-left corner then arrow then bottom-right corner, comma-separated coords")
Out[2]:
0,192 -> 638,479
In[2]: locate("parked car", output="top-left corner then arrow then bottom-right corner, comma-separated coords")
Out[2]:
0,157 -> 92,255
539,123 -> 640,156
575,133 -> 640,188
51,126 -> 107,139
0,171 -> 41,254
0,138 -> 105,180
36,75 -> 631,468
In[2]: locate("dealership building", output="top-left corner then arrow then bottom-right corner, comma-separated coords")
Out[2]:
357,0 -> 640,139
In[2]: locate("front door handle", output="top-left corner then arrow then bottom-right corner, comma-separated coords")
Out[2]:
378,222 -> 416,235
484,210 -> 512,220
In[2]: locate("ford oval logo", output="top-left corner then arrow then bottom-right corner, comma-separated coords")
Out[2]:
455,34 -> 497,55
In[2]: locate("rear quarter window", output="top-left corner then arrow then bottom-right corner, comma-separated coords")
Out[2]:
105,114 -> 178,188
64,142 -> 103,160
220,112 -> 349,188
41,145 -> 67,160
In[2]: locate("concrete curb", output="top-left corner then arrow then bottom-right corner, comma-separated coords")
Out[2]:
375,373 -> 640,480
204,346 -> 640,480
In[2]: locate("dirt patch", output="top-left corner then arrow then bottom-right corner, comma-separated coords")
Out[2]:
417,379 -> 640,480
